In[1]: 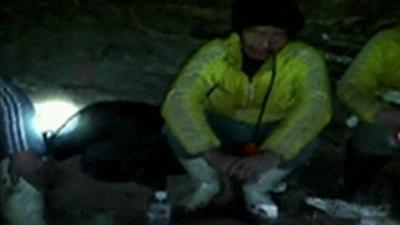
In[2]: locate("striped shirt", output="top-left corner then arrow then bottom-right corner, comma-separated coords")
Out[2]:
0,77 -> 30,155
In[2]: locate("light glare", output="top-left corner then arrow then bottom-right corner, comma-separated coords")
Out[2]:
34,100 -> 79,133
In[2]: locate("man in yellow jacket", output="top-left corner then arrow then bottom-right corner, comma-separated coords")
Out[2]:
337,26 -> 400,194
162,0 -> 332,219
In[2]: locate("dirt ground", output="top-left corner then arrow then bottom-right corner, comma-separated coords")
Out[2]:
42,120 -> 400,225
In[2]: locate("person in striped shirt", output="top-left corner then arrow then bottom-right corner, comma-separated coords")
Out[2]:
0,76 -> 47,225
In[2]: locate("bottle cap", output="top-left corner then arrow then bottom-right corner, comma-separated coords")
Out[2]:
155,191 -> 168,201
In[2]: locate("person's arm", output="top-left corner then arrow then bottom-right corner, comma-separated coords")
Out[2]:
337,31 -> 390,123
203,149 -> 240,173
227,150 -> 282,182
0,82 -> 30,155
0,81 -> 44,187
162,39 -> 225,156
260,45 -> 332,160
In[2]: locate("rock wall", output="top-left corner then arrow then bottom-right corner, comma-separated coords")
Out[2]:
1,0 -> 399,106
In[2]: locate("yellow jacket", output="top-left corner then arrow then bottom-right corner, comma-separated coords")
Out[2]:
337,28 -> 400,122
162,33 -> 332,159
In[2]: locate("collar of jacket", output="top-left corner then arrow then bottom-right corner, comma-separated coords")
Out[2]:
223,32 -> 275,75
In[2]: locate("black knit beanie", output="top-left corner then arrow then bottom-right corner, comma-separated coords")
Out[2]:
231,0 -> 304,38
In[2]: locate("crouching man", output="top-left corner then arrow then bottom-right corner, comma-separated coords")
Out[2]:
0,76 -> 47,225
162,0 -> 332,221
337,25 -> 400,196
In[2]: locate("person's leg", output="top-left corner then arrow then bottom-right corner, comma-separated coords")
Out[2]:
242,167 -> 289,219
163,126 -> 221,210
242,138 -> 318,220
177,157 -> 221,210
351,122 -> 397,157
163,112 -> 262,209
206,112 -> 279,152
163,112 -> 279,210
345,122 -> 397,196
205,112 -> 255,153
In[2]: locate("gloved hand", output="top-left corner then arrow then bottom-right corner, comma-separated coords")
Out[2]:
9,151 -> 45,188
228,151 -> 281,182
203,149 -> 240,173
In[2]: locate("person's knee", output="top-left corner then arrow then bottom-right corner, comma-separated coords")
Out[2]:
278,138 -> 319,170
162,125 -> 196,159
2,178 -> 46,225
350,122 -> 397,157
1,158 -> 45,225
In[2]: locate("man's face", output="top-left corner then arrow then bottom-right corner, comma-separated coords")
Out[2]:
241,25 -> 288,61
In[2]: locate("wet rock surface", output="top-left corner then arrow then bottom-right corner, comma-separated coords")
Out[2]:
1,0 -> 399,105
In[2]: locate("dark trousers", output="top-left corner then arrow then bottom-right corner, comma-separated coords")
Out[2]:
164,112 -> 319,171
345,122 -> 399,196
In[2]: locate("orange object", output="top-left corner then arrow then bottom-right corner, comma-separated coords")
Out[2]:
240,142 -> 258,156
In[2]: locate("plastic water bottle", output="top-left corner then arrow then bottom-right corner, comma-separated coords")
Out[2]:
147,191 -> 171,225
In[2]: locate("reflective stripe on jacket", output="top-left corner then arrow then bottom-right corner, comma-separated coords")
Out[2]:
162,33 -> 332,159
337,28 -> 400,122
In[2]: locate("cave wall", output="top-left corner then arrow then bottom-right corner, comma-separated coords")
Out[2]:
1,0 -> 399,106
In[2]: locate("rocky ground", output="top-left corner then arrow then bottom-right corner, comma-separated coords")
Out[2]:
43,122 -> 400,225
